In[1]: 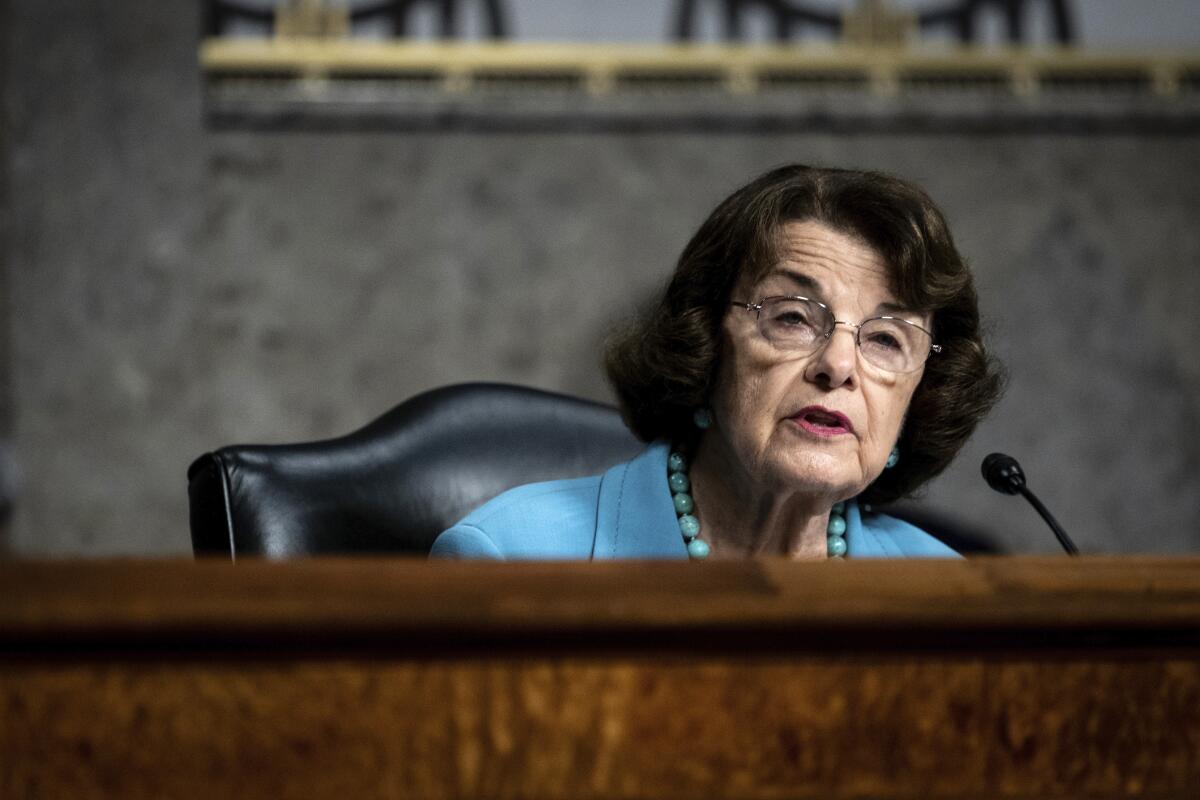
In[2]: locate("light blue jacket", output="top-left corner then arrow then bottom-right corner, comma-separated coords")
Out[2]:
431,441 -> 960,559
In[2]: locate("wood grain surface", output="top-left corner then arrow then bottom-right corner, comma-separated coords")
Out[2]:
3,557 -> 1199,798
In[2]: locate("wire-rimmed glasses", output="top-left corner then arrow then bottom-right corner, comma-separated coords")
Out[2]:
730,296 -> 941,374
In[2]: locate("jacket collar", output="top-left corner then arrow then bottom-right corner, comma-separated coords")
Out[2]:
845,496 -> 889,557
592,440 -> 888,559
593,440 -> 686,559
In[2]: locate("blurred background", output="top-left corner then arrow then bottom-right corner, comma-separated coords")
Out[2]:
1,0 -> 1198,557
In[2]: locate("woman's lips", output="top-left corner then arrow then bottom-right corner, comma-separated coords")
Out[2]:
790,406 -> 855,437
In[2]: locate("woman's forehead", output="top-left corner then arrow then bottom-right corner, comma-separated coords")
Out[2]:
744,222 -> 898,301
781,222 -> 888,275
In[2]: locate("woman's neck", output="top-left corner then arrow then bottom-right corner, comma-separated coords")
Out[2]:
687,438 -> 834,559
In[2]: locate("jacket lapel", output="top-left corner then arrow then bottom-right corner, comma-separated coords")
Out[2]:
846,499 -> 900,557
593,441 -> 687,559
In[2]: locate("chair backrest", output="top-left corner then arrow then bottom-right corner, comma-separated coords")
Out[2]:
187,383 -> 644,558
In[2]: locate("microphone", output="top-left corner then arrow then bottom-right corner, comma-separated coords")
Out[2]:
981,453 -> 1079,556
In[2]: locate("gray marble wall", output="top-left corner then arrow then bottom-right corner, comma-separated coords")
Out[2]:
4,2 -> 1199,556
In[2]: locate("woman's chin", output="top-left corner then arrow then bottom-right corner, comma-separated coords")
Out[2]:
767,451 -> 863,500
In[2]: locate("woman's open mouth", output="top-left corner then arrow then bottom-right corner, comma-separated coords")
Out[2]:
791,406 -> 854,437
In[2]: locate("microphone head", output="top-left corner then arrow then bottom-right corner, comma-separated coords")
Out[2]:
982,452 -> 1026,495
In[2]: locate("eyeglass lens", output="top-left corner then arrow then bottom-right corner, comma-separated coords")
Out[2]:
756,297 -> 931,373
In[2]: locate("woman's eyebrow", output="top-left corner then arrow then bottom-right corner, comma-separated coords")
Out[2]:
768,268 -> 822,296
770,270 -> 917,317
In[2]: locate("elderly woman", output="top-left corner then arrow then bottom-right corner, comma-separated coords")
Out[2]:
432,164 -> 1002,560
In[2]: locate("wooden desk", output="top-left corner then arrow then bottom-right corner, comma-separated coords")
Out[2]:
3,557 -> 1199,798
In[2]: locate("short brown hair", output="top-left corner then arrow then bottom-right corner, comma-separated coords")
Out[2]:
604,164 -> 1004,503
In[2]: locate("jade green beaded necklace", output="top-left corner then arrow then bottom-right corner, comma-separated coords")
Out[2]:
667,449 -> 848,560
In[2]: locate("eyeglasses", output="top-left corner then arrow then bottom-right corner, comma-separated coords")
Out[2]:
730,296 -> 941,374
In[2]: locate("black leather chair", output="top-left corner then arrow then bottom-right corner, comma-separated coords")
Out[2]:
187,383 -> 643,558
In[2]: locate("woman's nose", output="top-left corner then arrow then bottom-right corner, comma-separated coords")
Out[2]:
804,325 -> 858,388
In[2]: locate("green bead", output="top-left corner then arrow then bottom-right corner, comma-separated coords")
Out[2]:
668,471 -> 691,493
678,514 -> 700,539
668,452 -> 687,473
687,538 -> 710,559
673,492 -> 695,514
827,534 -> 847,557
832,501 -> 845,515
826,514 -> 847,536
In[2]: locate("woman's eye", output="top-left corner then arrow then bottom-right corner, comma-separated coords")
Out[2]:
867,332 -> 903,351
775,311 -> 808,326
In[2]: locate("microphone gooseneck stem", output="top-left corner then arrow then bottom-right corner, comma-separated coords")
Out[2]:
1018,485 -> 1079,556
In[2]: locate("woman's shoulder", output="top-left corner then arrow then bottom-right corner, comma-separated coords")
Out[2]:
429,475 -> 604,559
851,502 -> 963,559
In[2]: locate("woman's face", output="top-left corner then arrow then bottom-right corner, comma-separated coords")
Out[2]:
708,220 -> 929,504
